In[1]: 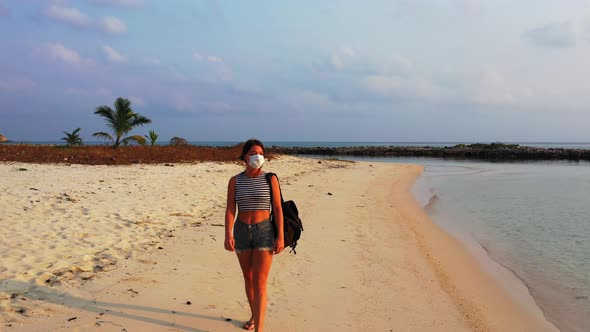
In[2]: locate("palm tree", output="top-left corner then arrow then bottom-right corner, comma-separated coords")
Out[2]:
92,97 -> 152,148
144,130 -> 158,146
62,128 -> 83,147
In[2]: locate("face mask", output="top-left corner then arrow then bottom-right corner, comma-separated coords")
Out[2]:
248,154 -> 265,169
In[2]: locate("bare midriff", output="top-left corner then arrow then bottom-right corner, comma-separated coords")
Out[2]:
237,210 -> 271,225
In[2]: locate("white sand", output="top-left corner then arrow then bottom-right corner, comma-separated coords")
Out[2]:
0,157 -> 558,331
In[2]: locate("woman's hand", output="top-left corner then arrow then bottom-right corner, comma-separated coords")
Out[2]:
224,236 -> 235,252
274,237 -> 284,254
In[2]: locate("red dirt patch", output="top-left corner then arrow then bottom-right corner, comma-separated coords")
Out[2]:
0,144 -> 276,165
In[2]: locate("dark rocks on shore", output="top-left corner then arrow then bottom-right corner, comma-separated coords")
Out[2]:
268,143 -> 590,162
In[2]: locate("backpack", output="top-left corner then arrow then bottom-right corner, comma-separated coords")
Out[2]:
265,172 -> 303,254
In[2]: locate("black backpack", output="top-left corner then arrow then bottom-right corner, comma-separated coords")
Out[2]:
265,172 -> 303,254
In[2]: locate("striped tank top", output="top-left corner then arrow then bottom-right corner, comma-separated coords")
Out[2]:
235,172 -> 271,211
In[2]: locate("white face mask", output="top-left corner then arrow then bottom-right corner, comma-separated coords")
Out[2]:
248,154 -> 265,169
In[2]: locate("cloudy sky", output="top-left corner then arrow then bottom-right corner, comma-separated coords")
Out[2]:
1,0 -> 590,142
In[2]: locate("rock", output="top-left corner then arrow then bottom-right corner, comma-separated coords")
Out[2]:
170,137 -> 188,146
0,133 -> 8,142
268,144 -> 590,161
79,272 -> 94,280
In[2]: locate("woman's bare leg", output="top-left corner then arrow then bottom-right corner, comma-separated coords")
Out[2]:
252,250 -> 273,332
237,251 -> 255,328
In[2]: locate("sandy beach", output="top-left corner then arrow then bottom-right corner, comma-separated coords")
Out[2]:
1,156 -> 558,331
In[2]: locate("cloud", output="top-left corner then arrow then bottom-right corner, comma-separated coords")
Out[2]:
44,43 -> 96,67
465,68 -> 590,111
193,52 -> 231,81
101,45 -> 127,63
362,74 -> 449,101
331,47 -> 355,70
193,52 -> 225,63
44,5 -> 91,27
455,0 -> 484,15
144,57 -> 161,65
44,5 -> 126,35
206,55 -> 223,63
469,70 -> 521,105
129,95 -> 145,107
196,101 -> 232,111
286,90 -> 340,110
101,16 -> 127,34
87,0 -> 144,8
172,94 -> 194,111
0,79 -> 35,91
376,55 -> 413,75
525,21 -> 576,48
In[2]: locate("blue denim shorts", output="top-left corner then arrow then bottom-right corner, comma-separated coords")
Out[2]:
234,218 -> 275,253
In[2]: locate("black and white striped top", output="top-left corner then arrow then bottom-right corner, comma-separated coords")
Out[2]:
235,172 -> 271,211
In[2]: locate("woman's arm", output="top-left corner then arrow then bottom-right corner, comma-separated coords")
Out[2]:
224,176 -> 237,251
271,175 -> 284,254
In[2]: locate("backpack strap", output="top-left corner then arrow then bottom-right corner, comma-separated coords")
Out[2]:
265,172 -> 284,203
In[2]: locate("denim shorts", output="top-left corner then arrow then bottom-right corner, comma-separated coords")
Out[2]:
234,218 -> 275,253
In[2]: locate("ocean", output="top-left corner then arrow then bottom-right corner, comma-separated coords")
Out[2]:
327,155 -> 589,332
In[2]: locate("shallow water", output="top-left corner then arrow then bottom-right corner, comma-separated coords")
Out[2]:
317,156 -> 590,332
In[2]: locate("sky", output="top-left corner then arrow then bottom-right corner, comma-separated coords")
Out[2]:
1,0 -> 590,142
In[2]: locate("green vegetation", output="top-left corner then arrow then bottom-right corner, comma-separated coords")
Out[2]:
92,97 -> 152,148
61,128 -> 83,147
145,130 -> 158,146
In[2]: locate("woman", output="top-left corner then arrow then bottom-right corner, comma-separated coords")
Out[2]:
224,139 -> 284,331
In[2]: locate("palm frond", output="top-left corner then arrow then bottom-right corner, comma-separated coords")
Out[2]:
122,135 -> 147,146
92,132 -> 114,143
114,97 -> 132,114
131,114 -> 152,127
145,130 -> 158,146
94,106 -> 116,131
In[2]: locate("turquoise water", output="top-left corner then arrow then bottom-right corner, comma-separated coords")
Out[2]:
322,156 -> 589,332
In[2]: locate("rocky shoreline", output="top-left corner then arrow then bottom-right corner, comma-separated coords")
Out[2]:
268,143 -> 590,161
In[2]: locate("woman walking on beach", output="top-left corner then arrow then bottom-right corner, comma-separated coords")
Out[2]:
224,139 -> 284,331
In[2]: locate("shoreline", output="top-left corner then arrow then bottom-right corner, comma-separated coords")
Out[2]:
387,165 -> 558,332
408,159 -> 588,332
1,157 -> 557,331
434,218 -> 559,330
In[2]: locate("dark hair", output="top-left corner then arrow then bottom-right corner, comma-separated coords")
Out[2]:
241,139 -> 265,161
